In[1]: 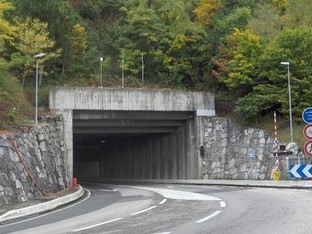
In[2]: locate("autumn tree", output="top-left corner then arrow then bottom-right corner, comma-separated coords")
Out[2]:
10,17 -> 60,89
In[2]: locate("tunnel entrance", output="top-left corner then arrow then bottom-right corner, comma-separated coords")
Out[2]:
73,110 -> 196,180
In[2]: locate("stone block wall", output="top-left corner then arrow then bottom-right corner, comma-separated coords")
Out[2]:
0,116 -> 69,206
202,117 -> 276,179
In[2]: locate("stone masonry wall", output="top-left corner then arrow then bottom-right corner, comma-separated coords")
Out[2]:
0,116 -> 69,206
202,117 -> 276,180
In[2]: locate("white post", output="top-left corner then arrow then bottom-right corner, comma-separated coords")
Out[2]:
281,62 -> 293,143
100,57 -> 103,87
34,53 -> 45,126
142,52 -> 144,85
121,59 -> 124,88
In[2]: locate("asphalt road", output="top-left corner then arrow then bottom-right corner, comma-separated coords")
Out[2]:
1,183 -> 312,234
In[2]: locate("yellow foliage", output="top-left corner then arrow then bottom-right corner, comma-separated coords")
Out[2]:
0,1 -> 15,42
70,23 -> 88,53
193,0 -> 223,27
11,17 -> 61,86
171,34 -> 187,50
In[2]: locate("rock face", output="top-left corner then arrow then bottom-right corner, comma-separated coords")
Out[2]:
202,117 -> 276,180
0,116 -> 69,206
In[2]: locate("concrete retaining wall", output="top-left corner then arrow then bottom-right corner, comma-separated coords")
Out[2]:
0,116 -> 70,206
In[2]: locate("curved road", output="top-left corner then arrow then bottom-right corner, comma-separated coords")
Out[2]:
1,183 -> 312,233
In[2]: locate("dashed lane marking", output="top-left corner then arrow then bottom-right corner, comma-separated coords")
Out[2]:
72,218 -> 124,232
220,201 -> 226,208
99,189 -> 119,192
196,211 -> 222,223
131,206 -> 158,216
159,199 -> 167,205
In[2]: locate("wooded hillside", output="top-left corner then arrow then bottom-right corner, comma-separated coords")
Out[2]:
0,0 -> 311,129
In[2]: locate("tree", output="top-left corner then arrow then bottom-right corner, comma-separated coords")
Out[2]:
10,17 -> 60,89
0,0 -> 15,88
193,0 -> 222,27
236,28 -> 312,120
12,0 -> 87,82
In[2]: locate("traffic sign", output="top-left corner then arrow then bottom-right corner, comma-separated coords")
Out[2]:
303,124 -> 312,140
289,164 -> 312,178
304,140 -> 312,157
302,107 -> 312,123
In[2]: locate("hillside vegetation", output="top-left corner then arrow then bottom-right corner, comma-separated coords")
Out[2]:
0,0 -> 311,144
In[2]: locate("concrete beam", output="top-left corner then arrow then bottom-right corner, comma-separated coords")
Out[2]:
73,127 -> 177,134
73,119 -> 184,128
50,88 -> 214,112
73,110 -> 194,121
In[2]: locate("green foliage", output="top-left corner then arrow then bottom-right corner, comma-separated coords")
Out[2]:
0,0 -> 312,129
236,28 -> 312,120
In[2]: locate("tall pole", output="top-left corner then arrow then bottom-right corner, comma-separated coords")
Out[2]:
121,59 -> 124,88
34,53 -> 45,126
100,57 -> 103,87
287,64 -> 293,142
35,58 -> 39,126
142,52 -> 144,85
281,61 -> 293,142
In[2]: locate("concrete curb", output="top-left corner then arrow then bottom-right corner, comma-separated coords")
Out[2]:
82,178 -> 312,189
0,185 -> 84,223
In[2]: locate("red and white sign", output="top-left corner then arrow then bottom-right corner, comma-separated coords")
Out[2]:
304,140 -> 312,157
303,124 -> 312,140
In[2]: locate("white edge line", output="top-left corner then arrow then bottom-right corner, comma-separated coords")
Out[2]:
72,217 -> 123,232
220,201 -> 226,208
152,232 -> 171,234
0,189 -> 91,227
131,206 -> 157,216
159,199 -> 167,205
196,211 -> 222,223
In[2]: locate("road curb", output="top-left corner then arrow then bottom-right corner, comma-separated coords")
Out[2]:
82,178 -> 312,189
0,185 -> 84,223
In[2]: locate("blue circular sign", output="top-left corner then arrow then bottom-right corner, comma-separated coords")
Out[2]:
303,107 -> 312,123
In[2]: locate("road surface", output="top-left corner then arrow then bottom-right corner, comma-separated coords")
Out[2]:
1,183 -> 312,233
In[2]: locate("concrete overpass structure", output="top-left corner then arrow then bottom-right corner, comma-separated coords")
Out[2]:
49,87 -> 215,181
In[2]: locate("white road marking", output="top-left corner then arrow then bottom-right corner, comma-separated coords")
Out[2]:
196,211 -> 222,223
152,232 -> 171,234
133,186 -> 221,201
159,199 -> 167,204
72,218 -> 123,232
220,201 -> 226,208
99,189 -> 119,192
131,206 -> 158,216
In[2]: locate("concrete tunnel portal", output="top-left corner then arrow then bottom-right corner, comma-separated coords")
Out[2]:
49,88 -> 215,181
73,110 -> 195,180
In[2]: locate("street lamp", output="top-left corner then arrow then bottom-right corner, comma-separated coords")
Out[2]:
35,53 -> 45,126
121,59 -> 124,88
281,61 -> 293,142
141,52 -> 144,85
100,57 -> 103,87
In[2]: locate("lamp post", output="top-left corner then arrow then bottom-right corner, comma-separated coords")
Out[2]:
141,52 -> 144,85
100,57 -> 103,87
121,59 -> 124,88
34,53 -> 45,126
281,61 -> 293,142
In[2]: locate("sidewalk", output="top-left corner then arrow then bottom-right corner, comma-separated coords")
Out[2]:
1,179 -> 311,224
0,185 -> 84,224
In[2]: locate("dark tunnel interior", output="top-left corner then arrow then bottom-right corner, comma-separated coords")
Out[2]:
73,110 -> 196,180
